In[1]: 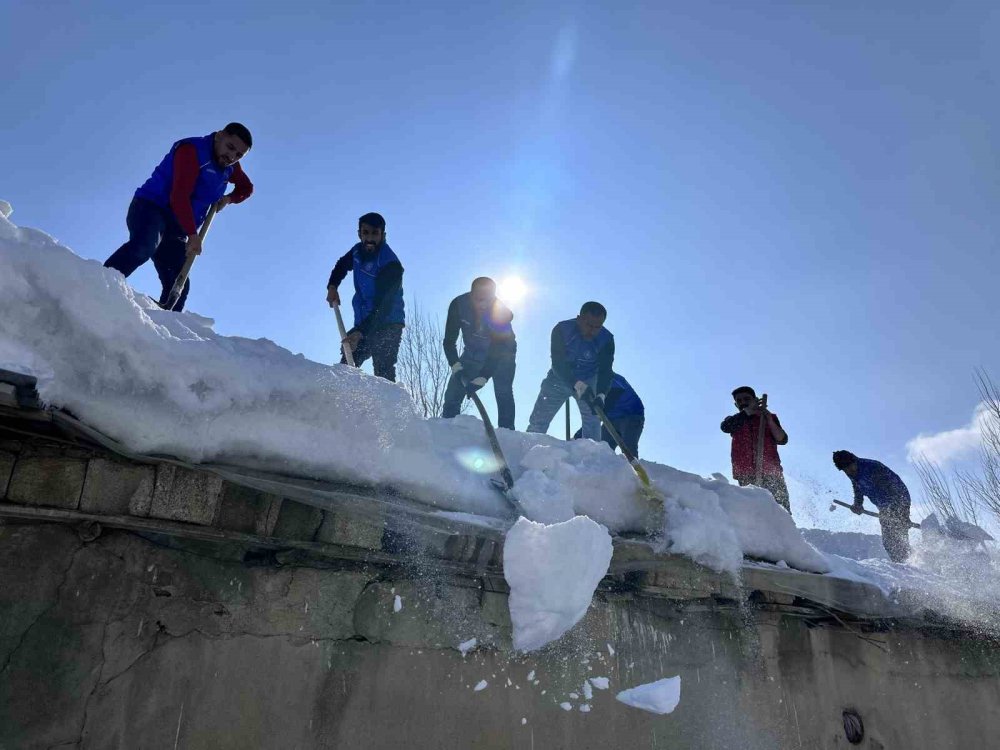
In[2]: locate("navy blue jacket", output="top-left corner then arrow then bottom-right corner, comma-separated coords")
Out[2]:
605,373 -> 644,419
135,134 -> 233,228
328,242 -> 405,335
551,319 -> 615,395
443,292 -> 515,369
852,458 -> 911,510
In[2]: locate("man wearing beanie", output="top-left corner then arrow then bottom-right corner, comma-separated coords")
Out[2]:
721,386 -> 791,512
833,450 -> 912,562
104,123 -> 254,311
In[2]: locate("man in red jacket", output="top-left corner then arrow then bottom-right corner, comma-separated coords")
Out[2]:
104,123 -> 254,311
720,386 -> 791,512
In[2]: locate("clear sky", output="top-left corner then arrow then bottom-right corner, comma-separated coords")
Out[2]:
3,0 -> 999,531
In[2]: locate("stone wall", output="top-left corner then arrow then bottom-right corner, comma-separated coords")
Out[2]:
3,421 -> 1000,748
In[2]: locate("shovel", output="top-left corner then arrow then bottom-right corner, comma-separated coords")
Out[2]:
164,204 -> 217,311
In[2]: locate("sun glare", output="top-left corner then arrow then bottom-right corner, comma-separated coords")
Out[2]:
497,275 -> 528,305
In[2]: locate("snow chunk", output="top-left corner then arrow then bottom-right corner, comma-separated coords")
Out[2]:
474,680 -> 488,692
559,702 -> 572,711
393,595 -> 402,613
458,638 -> 477,656
615,676 -> 682,715
527,670 -> 536,681
590,677 -> 610,690
504,516 -> 613,651
582,681 -> 593,700
579,704 -> 591,713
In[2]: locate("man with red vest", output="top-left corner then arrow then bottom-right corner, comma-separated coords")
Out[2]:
720,386 -> 791,512
104,123 -> 254,311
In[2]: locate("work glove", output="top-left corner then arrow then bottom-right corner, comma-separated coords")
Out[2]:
451,362 -> 463,374
573,380 -> 589,399
463,375 -> 487,396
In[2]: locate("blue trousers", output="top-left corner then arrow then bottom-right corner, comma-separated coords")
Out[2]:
527,370 -> 601,440
104,197 -> 192,311
442,354 -> 516,429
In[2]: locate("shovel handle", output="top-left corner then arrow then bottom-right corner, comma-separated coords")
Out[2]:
164,204 -> 217,311
332,302 -> 355,367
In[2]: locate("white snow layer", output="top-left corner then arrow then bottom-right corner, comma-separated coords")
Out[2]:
0,210 -> 831,574
616,676 -> 682,715
504,517 -> 613,651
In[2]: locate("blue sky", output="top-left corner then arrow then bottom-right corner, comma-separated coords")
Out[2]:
3,1 -> 999,530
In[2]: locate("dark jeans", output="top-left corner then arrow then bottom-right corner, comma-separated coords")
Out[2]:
573,415 -> 645,457
442,354 -> 516,429
605,415 -> 644,457
737,472 -> 792,514
104,197 -> 192,311
342,324 -> 403,382
879,501 -> 911,562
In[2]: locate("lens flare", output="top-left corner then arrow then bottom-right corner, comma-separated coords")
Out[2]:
455,447 -> 502,475
497,275 -> 528,305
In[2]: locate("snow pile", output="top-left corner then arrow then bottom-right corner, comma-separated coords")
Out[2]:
0,208 -> 830,576
615,676 -> 682,715
504,517 -> 613,651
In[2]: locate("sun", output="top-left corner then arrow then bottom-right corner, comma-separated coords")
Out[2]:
497,275 -> 528,305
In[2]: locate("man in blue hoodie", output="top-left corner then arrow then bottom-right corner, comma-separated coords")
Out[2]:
104,123 -> 254,311
326,212 -> 405,382
527,302 -> 614,441
573,371 -> 645,456
833,450 -> 912,562
441,277 -> 517,428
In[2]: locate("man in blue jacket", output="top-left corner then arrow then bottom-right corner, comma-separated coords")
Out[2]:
573,371 -> 645,456
104,123 -> 254,311
441,277 -> 517,428
833,450 -> 912,562
527,302 -> 614,441
326,212 -> 405,382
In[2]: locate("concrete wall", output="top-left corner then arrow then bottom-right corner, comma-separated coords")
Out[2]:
3,424 -> 1000,748
3,523 -> 1000,750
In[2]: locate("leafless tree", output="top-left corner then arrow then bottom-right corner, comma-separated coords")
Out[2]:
915,370 -> 1000,528
396,300 -> 467,418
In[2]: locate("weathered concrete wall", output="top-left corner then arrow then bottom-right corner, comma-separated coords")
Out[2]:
3,523 -> 1000,750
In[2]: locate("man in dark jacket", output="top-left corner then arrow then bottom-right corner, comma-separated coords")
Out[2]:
326,212 -> 405,382
441,277 -> 516,428
104,123 -> 254,311
573,371 -> 645,456
833,450 -> 912,562
527,301 -> 614,441
721,386 -> 791,512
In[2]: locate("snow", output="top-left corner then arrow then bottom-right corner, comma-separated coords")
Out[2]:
579,704 -> 591,712
616,676 -> 682,715
582,681 -> 593,700
473,680 -> 488,692
458,638 -> 477,656
527,670 -> 535,681
7,206 -> 1000,635
504,517 -> 613,651
589,677 -> 610,690
559,702 -> 572,711
393,595 -> 402,613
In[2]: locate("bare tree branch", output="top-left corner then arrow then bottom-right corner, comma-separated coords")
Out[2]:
396,300 -> 468,418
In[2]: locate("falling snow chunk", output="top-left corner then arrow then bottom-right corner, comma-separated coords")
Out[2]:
458,638 -> 478,656
560,702 -> 572,711
521,718 -> 527,725
607,644 -> 615,657
579,704 -> 591,713
393,595 -> 402,613
527,670 -> 536,681
569,693 -> 579,699
589,677 -> 610,690
474,680 -> 488,692
616,676 -> 682,715
504,516 -> 613,651
582,682 -> 593,700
